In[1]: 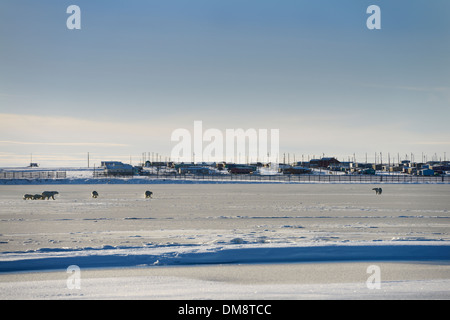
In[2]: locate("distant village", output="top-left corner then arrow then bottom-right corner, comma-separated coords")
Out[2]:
2,155 -> 450,182
98,156 -> 450,177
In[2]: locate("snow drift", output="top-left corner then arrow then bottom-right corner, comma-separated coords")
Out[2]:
1,241 -> 449,273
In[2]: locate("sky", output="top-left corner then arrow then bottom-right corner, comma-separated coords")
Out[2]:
1,0 -> 449,167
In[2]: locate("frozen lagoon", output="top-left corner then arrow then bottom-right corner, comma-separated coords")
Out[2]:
0,183 -> 449,299
1,184 -> 449,250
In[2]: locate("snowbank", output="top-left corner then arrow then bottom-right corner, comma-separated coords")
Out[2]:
1,241 -> 449,273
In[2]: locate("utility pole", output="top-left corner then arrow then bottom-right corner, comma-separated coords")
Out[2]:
388,153 -> 391,174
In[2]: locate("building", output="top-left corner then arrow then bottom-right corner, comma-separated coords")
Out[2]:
230,167 -> 254,174
178,167 -> 214,174
360,168 -> 376,175
284,166 -> 312,174
419,168 -> 434,176
403,167 -> 417,175
101,161 -> 135,176
226,163 -> 257,172
310,157 -> 340,168
430,165 -> 450,175
144,161 -> 168,167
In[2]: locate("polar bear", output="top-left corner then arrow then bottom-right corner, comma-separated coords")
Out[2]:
42,191 -> 59,200
372,188 -> 382,195
23,194 -> 34,200
145,190 -> 153,198
92,191 -> 99,198
33,194 -> 44,200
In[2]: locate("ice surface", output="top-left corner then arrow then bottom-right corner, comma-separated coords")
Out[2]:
0,183 -> 449,299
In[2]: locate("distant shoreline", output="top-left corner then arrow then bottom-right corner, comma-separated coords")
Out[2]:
1,176 -> 449,185
2,166 -> 450,185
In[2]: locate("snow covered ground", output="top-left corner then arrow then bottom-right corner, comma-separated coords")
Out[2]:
0,183 -> 449,299
2,261 -> 449,300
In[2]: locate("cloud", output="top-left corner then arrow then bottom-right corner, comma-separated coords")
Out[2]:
413,141 -> 450,145
0,113 -> 169,147
0,140 -> 128,147
0,113 -> 181,166
1,111 -> 448,167
361,83 -> 450,95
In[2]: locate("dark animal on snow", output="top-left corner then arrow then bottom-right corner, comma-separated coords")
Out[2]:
42,191 -> 59,200
372,188 -> 382,195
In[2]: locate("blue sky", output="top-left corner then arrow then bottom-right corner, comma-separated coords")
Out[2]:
1,0 -> 449,166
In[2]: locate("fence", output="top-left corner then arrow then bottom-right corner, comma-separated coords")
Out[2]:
127,173 -> 450,184
1,170 -> 448,183
0,171 -> 67,180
